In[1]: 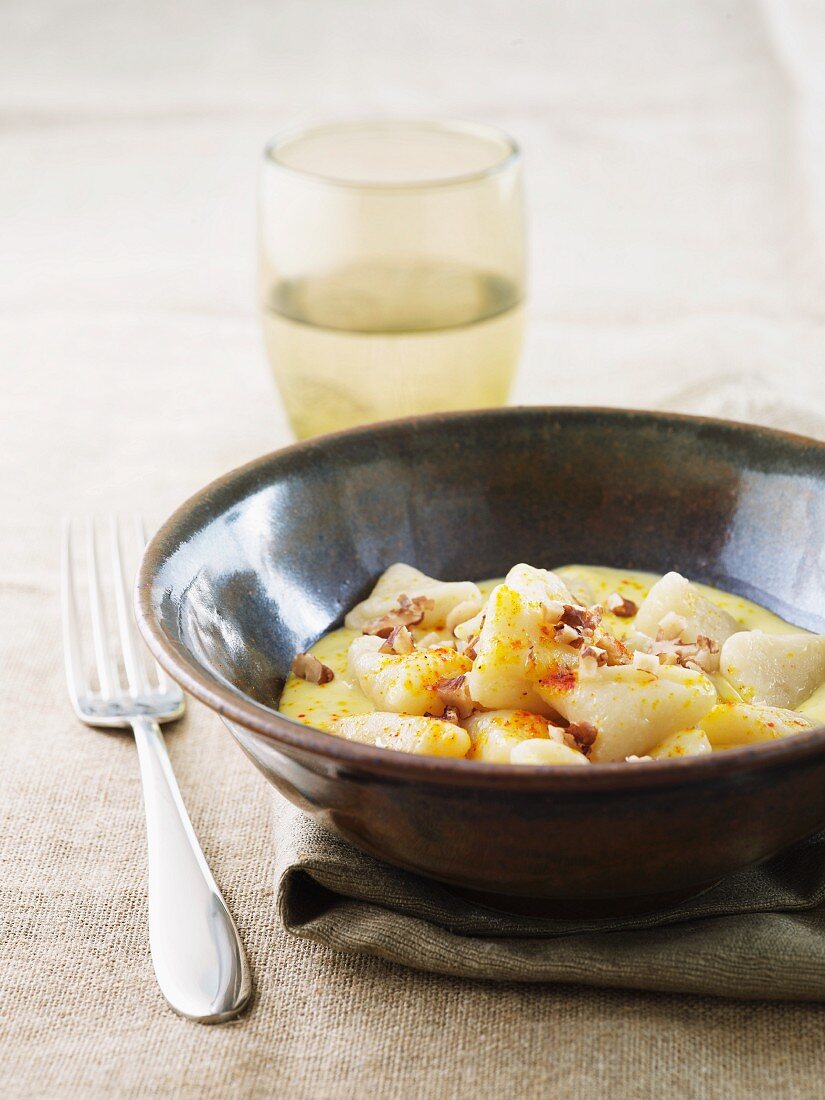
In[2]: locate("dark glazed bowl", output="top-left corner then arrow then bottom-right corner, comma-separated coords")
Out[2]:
136,408 -> 825,914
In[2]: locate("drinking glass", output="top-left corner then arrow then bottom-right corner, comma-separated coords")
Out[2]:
258,118 -> 525,439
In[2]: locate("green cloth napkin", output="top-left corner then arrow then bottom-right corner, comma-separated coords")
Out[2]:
274,797 -> 825,1001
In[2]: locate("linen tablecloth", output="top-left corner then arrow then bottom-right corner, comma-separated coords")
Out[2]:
3,1 -> 825,1096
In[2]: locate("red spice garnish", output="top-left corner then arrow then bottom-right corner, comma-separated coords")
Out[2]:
539,664 -> 577,693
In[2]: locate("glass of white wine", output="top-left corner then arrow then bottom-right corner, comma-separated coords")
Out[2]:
258,118 -> 525,439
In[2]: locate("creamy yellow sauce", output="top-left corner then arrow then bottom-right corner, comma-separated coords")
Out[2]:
279,565 -> 825,731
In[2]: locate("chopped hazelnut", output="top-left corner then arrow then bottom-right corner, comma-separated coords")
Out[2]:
435,674 -> 474,719
580,644 -> 607,667
441,706 -> 461,725
362,593 -> 436,637
632,650 -> 660,674
554,622 -> 583,647
379,624 -> 415,655
648,631 -> 720,672
605,592 -> 638,618
560,603 -> 603,634
578,654 -> 600,680
541,599 -> 565,625
291,652 -> 335,684
564,721 -> 599,755
597,632 -> 632,666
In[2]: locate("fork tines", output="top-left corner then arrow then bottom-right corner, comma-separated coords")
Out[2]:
62,516 -> 178,720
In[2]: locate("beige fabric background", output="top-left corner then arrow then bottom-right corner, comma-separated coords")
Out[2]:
3,1 -> 825,1096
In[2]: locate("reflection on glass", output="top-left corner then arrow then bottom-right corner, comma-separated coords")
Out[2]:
259,119 -> 526,438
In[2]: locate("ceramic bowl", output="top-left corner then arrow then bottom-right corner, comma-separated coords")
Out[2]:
136,408 -> 825,914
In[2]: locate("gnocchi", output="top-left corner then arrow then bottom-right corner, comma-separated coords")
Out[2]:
280,563 -> 825,765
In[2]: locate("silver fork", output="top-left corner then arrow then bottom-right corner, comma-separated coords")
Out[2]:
62,516 -> 252,1023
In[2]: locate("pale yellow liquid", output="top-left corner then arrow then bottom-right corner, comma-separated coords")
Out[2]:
280,565 -> 825,732
262,260 -> 523,439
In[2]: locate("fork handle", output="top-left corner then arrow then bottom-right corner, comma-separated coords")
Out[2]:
131,716 -> 252,1022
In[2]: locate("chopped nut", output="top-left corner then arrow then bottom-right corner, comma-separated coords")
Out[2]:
657,611 -> 688,641
559,604 -> 586,630
625,754 -> 653,763
597,631 -> 632,666
462,634 -> 480,661
578,654 -> 601,680
435,674 -> 474,719
362,593 -> 436,637
632,650 -> 660,674
291,652 -> 335,684
689,640 -> 720,672
379,624 -> 415,655
581,644 -> 607,666
605,592 -> 638,618
400,593 -> 435,612
541,599 -> 565,625
564,721 -> 599,755
441,706 -> 461,725
647,633 -> 720,673
560,603 -> 603,633
554,622 -> 583,647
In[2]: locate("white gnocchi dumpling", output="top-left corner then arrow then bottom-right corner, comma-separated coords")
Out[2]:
720,630 -> 825,710
699,702 -> 813,748
503,563 -> 574,606
465,579 -> 570,714
648,728 -> 712,759
454,607 -> 486,642
464,709 -> 564,763
510,739 -> 590,766
634,571 -> 738,659
458,565 -> 574,650
347,635 -> 471,715
333,713 -> 470,757
344,563 -> 483,632
534,662 -> 717,762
